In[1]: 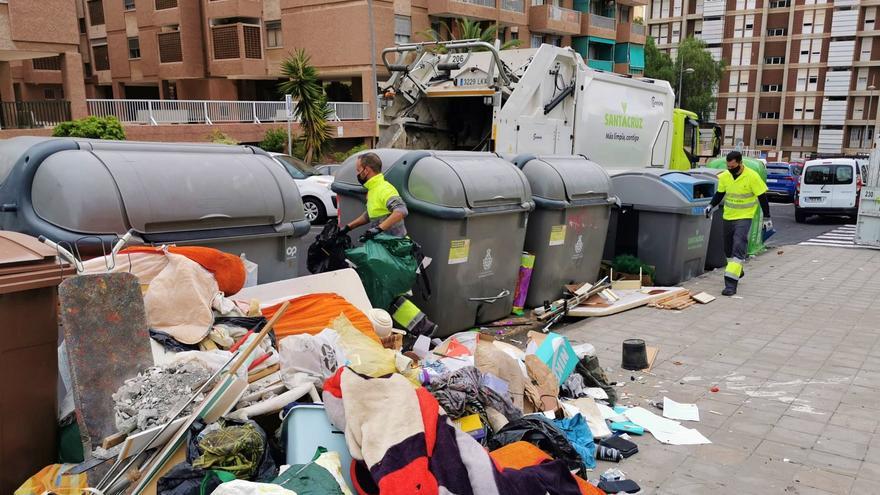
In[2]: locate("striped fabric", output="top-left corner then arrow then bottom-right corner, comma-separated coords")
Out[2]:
323,368 -> 601,495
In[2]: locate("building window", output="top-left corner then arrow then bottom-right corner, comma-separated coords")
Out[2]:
212,25 -> 240,59
767,28 -> 786,36
93,44 -> 110,71
127,37 -> 141,59
155,0 -> 177,10
394,15 -> 411,44
158,31 -> 182,63
87,0 -> 105,26
266,20 -> 282,48
79,18 -> 86,34
243,25 -> 262,59
761,84 -> 781,92
84,62 -> 92,76
531,34 -> 543,47
758,137 -> 777,146
44,88 -> 63,100
769,0 -> 789,7
759,112 -> 780,119
124,0 -> 136,10
33,56 -> 62,71
765,56 -> 784,64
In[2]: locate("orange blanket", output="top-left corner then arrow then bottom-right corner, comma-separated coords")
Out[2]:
262,293 -> 379,343
490,442 -> 604,495
122,246 -> 246,295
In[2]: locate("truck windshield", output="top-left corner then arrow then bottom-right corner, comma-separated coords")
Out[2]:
682,118 -> 698,163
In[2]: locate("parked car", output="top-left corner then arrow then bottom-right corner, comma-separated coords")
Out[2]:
765,162 -> 798,202
794,158 -> 862,223
270,153 -> 338,224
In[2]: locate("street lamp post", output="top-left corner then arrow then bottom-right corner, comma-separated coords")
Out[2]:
677,66 -> 695,108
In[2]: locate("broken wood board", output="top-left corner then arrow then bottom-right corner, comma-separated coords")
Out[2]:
116,418 -> 188,462
692,292 -> 716,304
650,291 -> 695,310
59,272 -> 153,484
567,287 -> 687,317
248,363 -> 280,383
642,346 -> 659,372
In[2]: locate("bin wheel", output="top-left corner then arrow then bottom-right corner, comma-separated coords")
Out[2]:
794,208 -> 807,224
303,197 -> 327,224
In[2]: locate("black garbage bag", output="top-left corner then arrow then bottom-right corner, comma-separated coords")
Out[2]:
308,223 -> 353,274
185,418 -> 278,482
157,462 -> 234,495
487,414 -> 587,478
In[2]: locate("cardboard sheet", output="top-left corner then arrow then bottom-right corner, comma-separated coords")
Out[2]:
568,287 -> 688,317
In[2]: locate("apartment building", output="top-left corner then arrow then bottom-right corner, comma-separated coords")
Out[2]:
0,0 -> 647,140
647,0 -> 880,160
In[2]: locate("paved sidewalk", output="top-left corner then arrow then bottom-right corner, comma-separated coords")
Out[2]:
560,244 -> 880,494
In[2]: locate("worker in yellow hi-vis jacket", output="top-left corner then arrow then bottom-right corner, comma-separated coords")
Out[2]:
704,151 -> 772,296
339,152 -> 408,241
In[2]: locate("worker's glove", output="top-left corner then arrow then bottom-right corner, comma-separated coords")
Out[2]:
763,218 -> 773,231
359,227 -> 383,243
338,224 -> 351,236
704,205 -> 713,218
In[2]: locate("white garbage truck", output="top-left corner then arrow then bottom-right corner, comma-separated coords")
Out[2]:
377,40 -> 719,170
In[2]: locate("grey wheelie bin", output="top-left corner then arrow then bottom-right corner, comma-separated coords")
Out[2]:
331,148 -> 411,240
604,169 -> 715,286
512,154 -> 616,308
690,167 -> 726,270
0,137 -> 311,284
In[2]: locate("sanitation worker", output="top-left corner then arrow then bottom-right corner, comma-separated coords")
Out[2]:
704,151 -> 772,296
339,152 -> 408,241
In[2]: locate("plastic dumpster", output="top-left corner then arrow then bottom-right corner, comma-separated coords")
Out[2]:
604,169 -> 715,286
335,150 -> 534,335
512,154 -> 615,307
331,148 -> 411,239
0,231 -> 74,494
0,137 -> 311,284
690,167 -> 726,270
706,156 -> 768,256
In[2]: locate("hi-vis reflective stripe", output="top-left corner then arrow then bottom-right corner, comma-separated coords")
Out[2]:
725,258 -> 744,279
725,200 -> 757,209
727,192 -> 754,199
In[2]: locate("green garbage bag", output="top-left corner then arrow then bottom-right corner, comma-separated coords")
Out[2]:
345,234 -> 418,309
706,156 -> 768,256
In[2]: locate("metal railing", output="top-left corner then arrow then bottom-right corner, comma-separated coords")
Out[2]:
632,23 -> 646,35
590,14 -> 616,30
87,99 -> 370,125
455,0 -> 495,7
501,0 -> 524,12
0,100 -> 71,129
549,5 -> 581,23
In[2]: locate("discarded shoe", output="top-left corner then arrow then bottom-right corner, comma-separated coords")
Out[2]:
721,288 -> 736,296
595,444 -> 623,462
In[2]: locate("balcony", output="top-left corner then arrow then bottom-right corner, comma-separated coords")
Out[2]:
427,0 -> 497,21
530,4 -> 582,35
616,22 -> 646,43
210,23 -> 265,76
499,0 -> 527,24
581,13 -> 617,39
205,0 -> 263,19
588,59 -> 614,71
616,0 -> 647,6
0,101 -> 71,130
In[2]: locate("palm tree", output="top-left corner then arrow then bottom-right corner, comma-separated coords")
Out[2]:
420,18 -> 522,51
278,49 -> 333,164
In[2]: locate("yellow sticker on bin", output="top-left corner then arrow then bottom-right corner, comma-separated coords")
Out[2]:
549,225 -> 567,246
448,239 -> 470,264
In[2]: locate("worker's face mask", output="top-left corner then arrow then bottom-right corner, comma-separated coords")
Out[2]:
726,161 -> 742,173
356,168 -> 368,185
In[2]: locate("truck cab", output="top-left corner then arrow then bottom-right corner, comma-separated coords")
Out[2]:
669,108 -> 721,170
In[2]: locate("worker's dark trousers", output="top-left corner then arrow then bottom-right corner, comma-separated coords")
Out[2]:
723,218 -> 752,292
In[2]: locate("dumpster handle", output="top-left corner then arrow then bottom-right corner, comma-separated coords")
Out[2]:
468,289 -> 510,304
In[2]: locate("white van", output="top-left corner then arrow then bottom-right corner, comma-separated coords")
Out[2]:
795,158 -> 864,223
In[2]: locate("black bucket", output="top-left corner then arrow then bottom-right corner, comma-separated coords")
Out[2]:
621,339 -> 648,371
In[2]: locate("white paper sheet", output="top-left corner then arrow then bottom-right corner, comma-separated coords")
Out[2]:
663,397 -> 700,422
586,387 -> 609,400
624,406 -> 711,446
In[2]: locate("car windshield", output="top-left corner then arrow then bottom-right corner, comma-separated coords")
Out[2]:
274,154 -> 319,178
804,164 -> 854,185
767,166 -> 790,175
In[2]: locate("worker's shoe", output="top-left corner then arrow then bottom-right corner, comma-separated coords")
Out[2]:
721,288 -> 736,296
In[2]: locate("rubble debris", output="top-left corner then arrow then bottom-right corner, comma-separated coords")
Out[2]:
111,362 -> 211,434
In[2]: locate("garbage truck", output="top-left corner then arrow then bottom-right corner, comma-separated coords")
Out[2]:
377,40 -> 720,170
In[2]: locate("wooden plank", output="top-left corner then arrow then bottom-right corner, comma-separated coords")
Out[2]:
101,432 -> 127,450
642,346 -> 659,372
247,363 -> 280,384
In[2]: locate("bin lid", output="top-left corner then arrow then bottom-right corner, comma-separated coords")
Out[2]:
0,231 -> 71,293
609,169 -> 715,211
30,142 -> 303,235
516,155 -> 612,204
405,151 -> 531,210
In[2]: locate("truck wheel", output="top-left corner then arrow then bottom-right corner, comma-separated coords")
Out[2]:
794,208 -> 807,224
303,197 -> 327,224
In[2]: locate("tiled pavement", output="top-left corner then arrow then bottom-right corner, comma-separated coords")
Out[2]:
559,244 -> 880,494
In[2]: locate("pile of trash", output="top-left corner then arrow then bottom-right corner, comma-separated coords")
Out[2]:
18,243 -> 711,495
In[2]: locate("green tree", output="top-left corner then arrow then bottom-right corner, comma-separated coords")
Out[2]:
645,36 -> 724,120
278,49 -> 333,164
52,116 -> 125,140
260,127 -> 288,153
420,18 -> 521,51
